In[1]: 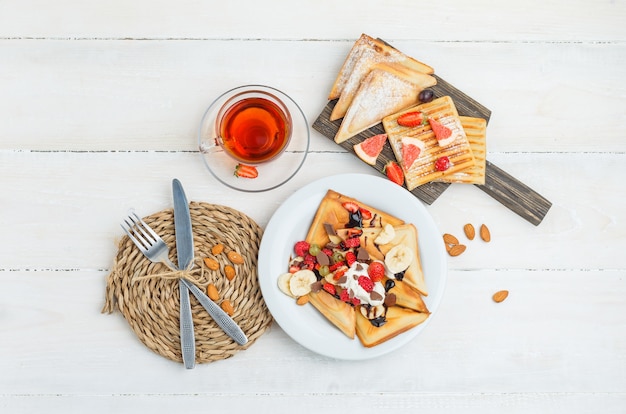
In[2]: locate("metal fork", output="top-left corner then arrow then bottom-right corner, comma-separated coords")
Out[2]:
121,210 -> 195,368
121,211 -> 177,269
120,211 -> 249,346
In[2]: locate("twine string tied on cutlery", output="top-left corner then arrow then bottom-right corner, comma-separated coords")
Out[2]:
131,258 -> 206,286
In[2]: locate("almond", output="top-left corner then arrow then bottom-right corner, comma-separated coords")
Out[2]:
492,290 -> 509,303
203,257 -> 219,271
220,299 -> 235,316
464,224 -> 475,240
224,265 -> 236,281
448,244 -> 466,257
443,233 -> 459,245
227,251 -> 244,265
480,224 -> 491,242
206,283 -> 220,301
296,295 -> 310,306
211,244 -> 224,255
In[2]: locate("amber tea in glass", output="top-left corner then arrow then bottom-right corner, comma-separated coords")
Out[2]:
218,95 -> 292,164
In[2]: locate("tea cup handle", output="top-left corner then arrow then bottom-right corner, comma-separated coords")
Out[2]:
199,137 -> 223,154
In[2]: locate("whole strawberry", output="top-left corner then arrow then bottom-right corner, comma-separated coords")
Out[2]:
367,261 -> 386,283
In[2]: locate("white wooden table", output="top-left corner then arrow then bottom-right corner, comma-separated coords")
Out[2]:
1,1 -> 625,412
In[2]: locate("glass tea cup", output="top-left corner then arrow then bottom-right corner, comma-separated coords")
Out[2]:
200,86 -> 293,165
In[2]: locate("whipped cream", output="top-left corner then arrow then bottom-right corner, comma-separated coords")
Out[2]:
338,262 -> 386,307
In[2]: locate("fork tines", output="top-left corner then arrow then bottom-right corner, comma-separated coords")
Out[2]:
121,211 -> 158,253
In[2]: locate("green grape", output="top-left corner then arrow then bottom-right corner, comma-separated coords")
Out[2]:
308,243 -> 321,256
332,251 -> 344,263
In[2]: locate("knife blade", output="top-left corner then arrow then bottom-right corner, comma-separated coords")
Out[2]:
172,179 -> 249,346
172,178 -> 196,369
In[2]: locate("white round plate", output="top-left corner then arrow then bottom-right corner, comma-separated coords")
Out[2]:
257,173 -> 447,360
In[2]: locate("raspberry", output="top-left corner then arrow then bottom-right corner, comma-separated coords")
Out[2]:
368,262 -> 385,282
301,255 -> 316,270
323,283 -> 336,296
351,297 -> 361,306
358,275 -> 374,293
434,156 -> 451,172
322,248 -> 333,257
340,289 -> 350,303
343,237 -> 360,249
345,251 -> 357,266
294,241 -> 310,257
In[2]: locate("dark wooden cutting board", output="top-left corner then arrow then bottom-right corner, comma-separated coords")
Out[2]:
312,76 -> 552,226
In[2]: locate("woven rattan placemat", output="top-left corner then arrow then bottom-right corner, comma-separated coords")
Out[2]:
102,201 -> 273,364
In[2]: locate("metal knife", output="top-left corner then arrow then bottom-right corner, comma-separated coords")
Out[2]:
172,178 -> 196,369
173,179 -> 248,346
180,279 -> 248,345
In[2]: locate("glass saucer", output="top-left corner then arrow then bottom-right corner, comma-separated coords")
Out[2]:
198,85 -> 310,192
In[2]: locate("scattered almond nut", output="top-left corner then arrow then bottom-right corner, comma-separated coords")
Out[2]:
464,224 -> 475,240
443,233 -> 459,245
206,283 -> 220,301
492,290 -> 509,303
480,224 -> 491,242
211,244 -> 224,255
224,265 -> 236,281
227,251 -> 244,265
203,257 -> 219,271
220,299 -> 235,316
296,295 -> 310,306
448,244 -> 466,257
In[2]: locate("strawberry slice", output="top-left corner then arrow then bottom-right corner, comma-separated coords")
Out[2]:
360,208 -> 372,220
397,111 -> 427,127
384,161 -> 404,186
353,134 -> 387,165
234,163 -> 258,178
341,201 -> 360,213
401,137 -> 426,170
428,118 -> 455,147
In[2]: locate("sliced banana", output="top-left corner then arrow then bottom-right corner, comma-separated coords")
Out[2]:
277,272 -> 295,298
360,304 -> 386,319
374,223 -> 395,245
288,269 -> 317,297
384,244 -> 414,274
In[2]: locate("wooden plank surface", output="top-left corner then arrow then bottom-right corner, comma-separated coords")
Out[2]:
1,0 -> 625,41
1,0 -> 625,412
